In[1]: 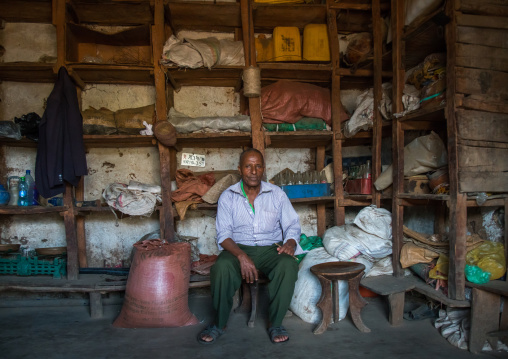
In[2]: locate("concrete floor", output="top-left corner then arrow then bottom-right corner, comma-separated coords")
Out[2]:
0,289 -> 506,359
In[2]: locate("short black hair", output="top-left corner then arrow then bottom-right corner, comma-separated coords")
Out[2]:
239,148 -> 264,166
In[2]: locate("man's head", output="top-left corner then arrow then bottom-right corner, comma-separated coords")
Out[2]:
238,148 -> 265,188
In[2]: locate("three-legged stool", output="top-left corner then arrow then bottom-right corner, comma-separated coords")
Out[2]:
310,262 -> 370,334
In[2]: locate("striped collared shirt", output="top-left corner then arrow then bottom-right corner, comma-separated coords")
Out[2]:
216,181 -> 303,255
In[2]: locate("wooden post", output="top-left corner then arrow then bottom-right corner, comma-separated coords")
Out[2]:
327,8 -> 345,226
241,0 -> 263,154
75,176 -> 87,268
53,0 -> 65,71
446,0 -> 466,300
391,0 -> 404,277
153,0 -> 175,241
371,0 -> 382,208
63,183 -> 79,280
316,146 -> 326,237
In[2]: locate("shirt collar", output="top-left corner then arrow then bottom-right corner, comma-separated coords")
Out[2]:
231,180 -> 273,195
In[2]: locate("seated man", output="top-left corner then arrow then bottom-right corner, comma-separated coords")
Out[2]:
198,148 -> 302,345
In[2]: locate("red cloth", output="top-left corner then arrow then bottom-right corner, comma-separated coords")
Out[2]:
191,254 -> 218,276
171,169 -> 215,202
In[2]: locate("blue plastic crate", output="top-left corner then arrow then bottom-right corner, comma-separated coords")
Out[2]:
281,183 -> 331,199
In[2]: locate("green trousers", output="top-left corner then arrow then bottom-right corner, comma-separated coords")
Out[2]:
210,243 -> 299,329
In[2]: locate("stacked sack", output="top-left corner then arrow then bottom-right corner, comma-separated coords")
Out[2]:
290,205 -> 393,324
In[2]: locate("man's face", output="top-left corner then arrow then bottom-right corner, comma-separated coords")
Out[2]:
238,151 -> 265,188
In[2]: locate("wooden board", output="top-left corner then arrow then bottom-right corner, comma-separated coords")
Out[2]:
460,171 -> 508,192
457,109 -> 508,143
457,26 -> 508,49
456,43 -> 508,73
459,0 -> 508,17
457,13 -> 508,30
470,288 -> 501,353
458,145 -> 508,171
466,280 -> 508,297
457,94 -> 508,114
456,67 -> 508,101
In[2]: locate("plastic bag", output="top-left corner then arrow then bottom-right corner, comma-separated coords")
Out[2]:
0,121 -> 22,140
14,112 -> 41,141
353,205 -> 392,240
466,241 -> 506,280
429,254 -> 449,280
465,264 -> 491,284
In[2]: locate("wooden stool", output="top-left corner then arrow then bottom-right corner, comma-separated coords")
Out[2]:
310,262 -> 370,334
234,272 -> 269,328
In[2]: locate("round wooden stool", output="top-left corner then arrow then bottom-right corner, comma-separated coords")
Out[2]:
310,261 -> 370,334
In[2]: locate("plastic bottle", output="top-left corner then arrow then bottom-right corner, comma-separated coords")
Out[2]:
24,170 -> 35,206
32,183 -> 39,206
364,160 -> 372,179
18,177 -> 29,206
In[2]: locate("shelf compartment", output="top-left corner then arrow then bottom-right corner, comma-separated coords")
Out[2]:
66,0 -> 154,26
66,23 -> 153,67
176,132 -> 252,148
397,104 -> 446,122
0,62 -> 56,83
0,206 -> 67,215
0,0 -> 52,23
252,4 -> 326,32
267,131 -> 333,148
166,1 -> 241,33
259,63 -> 332,85
164,66 -> 243,88
66,64 -> 154,85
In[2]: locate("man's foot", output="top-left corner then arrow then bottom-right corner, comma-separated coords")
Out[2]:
197,325 -> 225,345
268,326 -> 290,344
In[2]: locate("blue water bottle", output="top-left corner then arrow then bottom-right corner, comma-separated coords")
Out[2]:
18,177 -> 29,206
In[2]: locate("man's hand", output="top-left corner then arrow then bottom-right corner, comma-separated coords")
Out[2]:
237,253 -> 258,283
277,238 -> 297,257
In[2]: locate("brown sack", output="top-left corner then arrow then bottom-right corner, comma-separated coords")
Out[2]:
82,107 -> 117,135
113,239 -> 199,328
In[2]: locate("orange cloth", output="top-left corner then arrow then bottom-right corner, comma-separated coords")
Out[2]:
171,169 -> 215,202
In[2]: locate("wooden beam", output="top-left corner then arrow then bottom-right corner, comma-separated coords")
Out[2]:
76,176 -> 87,268
391,0 -> 404,277
459,0 -> 508,17
54,0 -> 65,70
316,146 -> 326,237
457,13 -> 508,29
63,183 -> 79,280
446,0 -> 466,300
470,288 -> 501,353
371,0 -> 382,208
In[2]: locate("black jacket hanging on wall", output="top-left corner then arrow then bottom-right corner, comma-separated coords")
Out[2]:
35,67 -> 88,198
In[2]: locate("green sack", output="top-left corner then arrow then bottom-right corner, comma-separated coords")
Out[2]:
295,234 -> 323,264
263,117 -> 327,132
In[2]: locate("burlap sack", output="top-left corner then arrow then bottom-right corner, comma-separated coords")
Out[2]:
115,104 -> 154,134
82,107 -> 117,135
202,173 -> 241,204
113,239 -> 199,328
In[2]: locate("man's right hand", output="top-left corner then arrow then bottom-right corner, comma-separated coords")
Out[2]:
237,253 -> 258,283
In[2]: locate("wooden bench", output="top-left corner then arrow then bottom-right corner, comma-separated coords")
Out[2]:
360,275 -> 470,326
466,280 -> 508,353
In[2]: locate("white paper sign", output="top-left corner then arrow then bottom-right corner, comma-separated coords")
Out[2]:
181,153 -> 205,167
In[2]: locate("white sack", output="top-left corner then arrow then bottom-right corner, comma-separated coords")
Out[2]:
290,248 -> 349,324
365,256 -> 394,277
323,224 -> 393,260
217,39 -> 245,66
162,35 -> 203,69
374,131 -> 448,190
354,205 -> 392,240
405,0 -> 443,26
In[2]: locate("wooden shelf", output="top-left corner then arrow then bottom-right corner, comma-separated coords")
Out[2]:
67,0 -> 154,26
66,63 -> 154,85
0,0 -> 53,23
0,206 -> 67,215
268,131 -> 332,148
0,62 -> 56,83
398,193 -> 450,206
252,4 -> 326,31
397,104 -> 446,123
164,66 -> 244,88
403,5 -> 446,41
83,135 -> 156,148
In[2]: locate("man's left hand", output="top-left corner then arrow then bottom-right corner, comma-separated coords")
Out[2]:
277,239 -> 297,257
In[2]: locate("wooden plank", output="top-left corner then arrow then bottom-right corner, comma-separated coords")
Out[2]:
459,94 -> 508,114
457,26 -> 508,49
470,288 -> 501,353
457,13 -> 508,30
63,183 -> 79,280
0,0 -> 52,23
459,0 -> 508,17
55,0 -> 65,70
506,198 -> 508,283
391,0 -> 404,278
316,146 -> 326,238
327,7 -> 345,226
457,109 -> 508,143
447,0 -> 466,301
414,281 -> 470,307
466,280 -> 508,297
388,292 -> 405,326
89,292 -> 103,319
75,176 -> 87,268
459,171 -> 508,192
458,145 -> 508,171
371,0 -> 382,208
361,275 -> 417,296
456,43 -> 508,73
456,67 -> 508,101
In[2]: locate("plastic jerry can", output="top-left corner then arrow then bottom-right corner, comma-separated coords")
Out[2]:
255,34 -> 274,62
273,27 -> 301,61
303,24 -> 330,61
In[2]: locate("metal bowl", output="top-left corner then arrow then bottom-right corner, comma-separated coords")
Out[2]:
0,244 -> 21,253
35,247 -> 67,256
